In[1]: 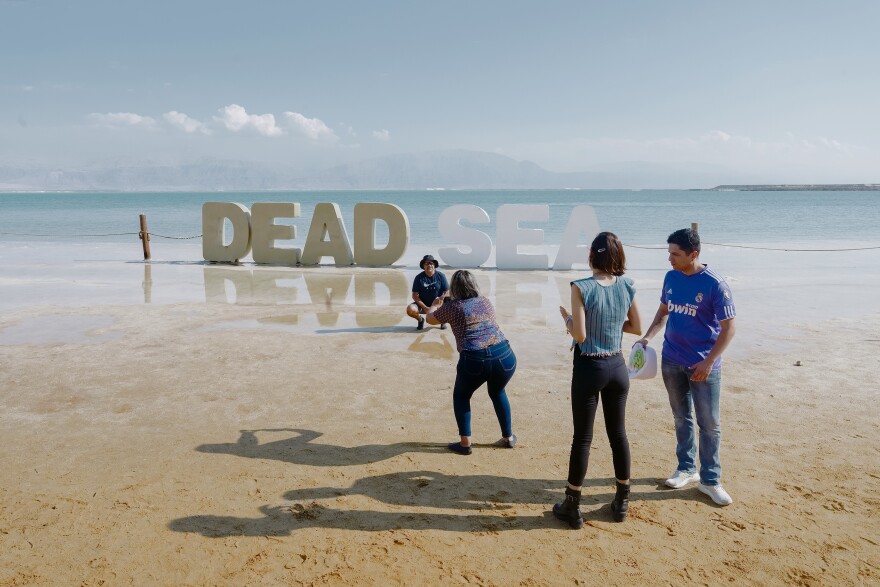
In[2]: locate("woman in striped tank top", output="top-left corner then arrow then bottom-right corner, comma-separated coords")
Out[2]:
553,232 -> 642,528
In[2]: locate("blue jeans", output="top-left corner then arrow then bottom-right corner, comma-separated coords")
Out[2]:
661,357 -> 722,486
453,341 -> 516,437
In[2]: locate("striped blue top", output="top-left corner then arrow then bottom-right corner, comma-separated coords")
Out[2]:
572,276 -> 636,356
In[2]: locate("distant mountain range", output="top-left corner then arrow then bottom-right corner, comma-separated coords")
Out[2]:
711,184 -> 880,191
1,149 -> 745,191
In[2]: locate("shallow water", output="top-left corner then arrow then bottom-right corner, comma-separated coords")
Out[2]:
1,242 -> 879,362
2,189 -> 879,359
0,314 -> 122,345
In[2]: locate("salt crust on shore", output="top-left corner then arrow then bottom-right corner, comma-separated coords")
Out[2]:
0,269 -> 878,586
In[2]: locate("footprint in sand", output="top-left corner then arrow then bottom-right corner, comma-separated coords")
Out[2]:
823,500 -> 849,512
711,514 -> 746,531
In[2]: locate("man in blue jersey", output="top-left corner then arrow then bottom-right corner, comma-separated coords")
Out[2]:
637,228 -> 737,506
406,254 -> 449,331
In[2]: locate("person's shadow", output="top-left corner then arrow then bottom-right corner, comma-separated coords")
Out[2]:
169,503 -> 546,536
168,470 -> 666,537
170,470 -> 560,536
282,469 -> 563,510
280,470 -> 665,512
196,429 -> 443,467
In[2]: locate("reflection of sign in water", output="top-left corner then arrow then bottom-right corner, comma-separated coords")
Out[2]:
201,267 -> 575,330
408,334 -> 455,360
202,201 -> 599,270
203,267 -> 411,328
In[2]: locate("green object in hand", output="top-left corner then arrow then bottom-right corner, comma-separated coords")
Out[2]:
631,347 -> 645,370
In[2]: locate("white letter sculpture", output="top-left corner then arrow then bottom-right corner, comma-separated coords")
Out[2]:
251,202 -> 301,265
552,205 -> 601,270
202,202 -> 252,263
437,204 -> 492,268
353,203 -> 410,266
300,203 -> 354,266
495,204 -> 549,270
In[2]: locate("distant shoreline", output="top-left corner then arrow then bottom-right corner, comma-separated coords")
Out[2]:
2,185 -> 880,194
710,184 -> 880,191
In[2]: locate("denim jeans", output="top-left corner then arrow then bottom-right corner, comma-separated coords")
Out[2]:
453,341 -> 516,437
661,357 -> 722,486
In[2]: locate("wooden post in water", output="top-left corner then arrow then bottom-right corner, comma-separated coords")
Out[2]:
139,214 -> 151,260
691,222 -> 699,233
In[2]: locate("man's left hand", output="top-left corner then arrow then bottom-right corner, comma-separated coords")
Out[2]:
689,358 -> 714,381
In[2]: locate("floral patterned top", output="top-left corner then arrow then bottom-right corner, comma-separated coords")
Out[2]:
432,296 -> 506,352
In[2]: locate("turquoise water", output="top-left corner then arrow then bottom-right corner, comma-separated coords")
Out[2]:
1,190 -> 878,247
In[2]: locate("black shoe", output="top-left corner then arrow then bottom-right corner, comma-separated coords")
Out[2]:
417,318 -> 425,331
447,442 -> 472,455
553,487 -> 583,529
611,481 -> 630,522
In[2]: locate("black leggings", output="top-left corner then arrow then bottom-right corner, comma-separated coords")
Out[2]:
567,352 -> 631,486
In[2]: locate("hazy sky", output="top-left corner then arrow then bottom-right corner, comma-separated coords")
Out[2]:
2,0 -> 878,182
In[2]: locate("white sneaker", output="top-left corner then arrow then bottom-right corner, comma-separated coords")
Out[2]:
698,483 -> 733,506
665,470 -> 700,489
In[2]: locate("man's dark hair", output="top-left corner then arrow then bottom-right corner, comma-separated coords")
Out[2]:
590,231 -> 626,276
450,270 -> 481,300
667,228 -> 701,255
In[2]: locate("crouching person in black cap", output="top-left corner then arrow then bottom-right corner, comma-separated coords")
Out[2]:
406,254 -> 449,330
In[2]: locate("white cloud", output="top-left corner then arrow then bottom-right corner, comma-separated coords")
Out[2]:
88,112 -> 157,129
283,112 -> 337,141
372,129 -> 390,142
215,104 -> 283,137
706,130 -> 731,142
814,137 -> 844,151
163,111 -> 210,134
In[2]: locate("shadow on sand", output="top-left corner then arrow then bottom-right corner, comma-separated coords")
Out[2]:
196,428 -> 446,467
180,430 -> 715,536
169,464 -> 678,536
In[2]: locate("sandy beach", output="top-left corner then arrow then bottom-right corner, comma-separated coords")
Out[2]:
0,261 -> 878,586
4,0 -> 880,581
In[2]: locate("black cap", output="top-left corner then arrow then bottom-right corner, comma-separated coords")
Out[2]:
419,254 -> 438,269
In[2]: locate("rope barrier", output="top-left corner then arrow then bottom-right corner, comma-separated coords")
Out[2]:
150,233 -> 203,240
0,231 -> 141,237
0,231 -> 203,239
702,241 -> 880,252
1,231 -> 878,251
624,242 -> 880,252
622,244 -> 667,250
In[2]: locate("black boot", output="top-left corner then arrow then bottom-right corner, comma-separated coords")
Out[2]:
553,487 -> 584,529
611,481 -> 630,522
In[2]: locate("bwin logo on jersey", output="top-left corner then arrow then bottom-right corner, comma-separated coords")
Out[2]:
668,301 -> 697,317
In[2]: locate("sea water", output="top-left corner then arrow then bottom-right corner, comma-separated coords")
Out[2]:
1,189 -> 878,248
1,189 -> 879,356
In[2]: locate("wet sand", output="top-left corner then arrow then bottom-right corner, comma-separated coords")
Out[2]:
1,266 -> 879,585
